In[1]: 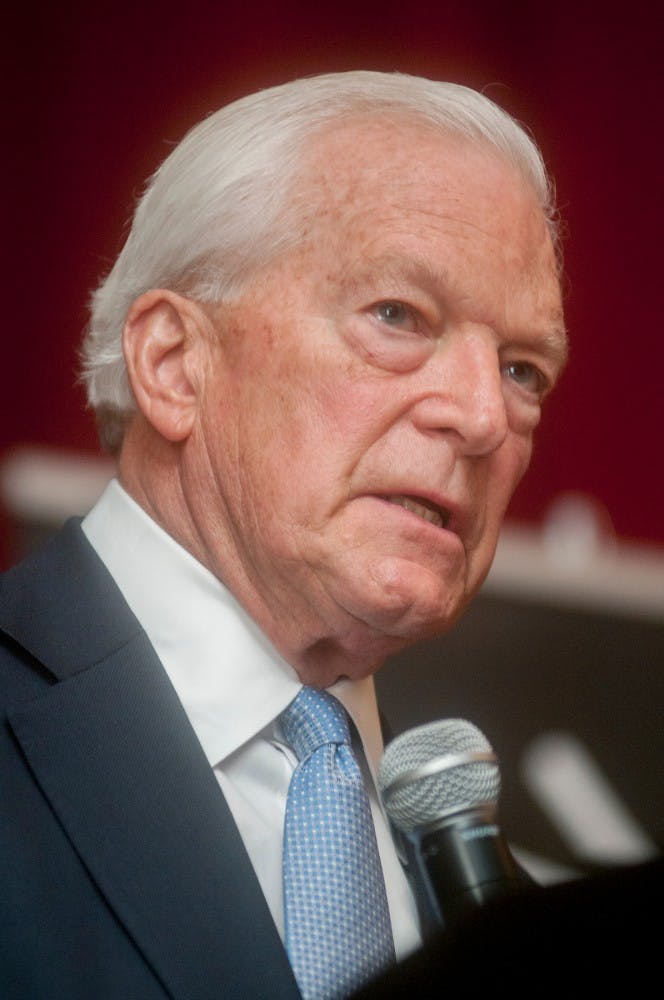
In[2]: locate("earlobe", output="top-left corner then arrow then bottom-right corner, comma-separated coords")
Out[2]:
123,290 -> 203,442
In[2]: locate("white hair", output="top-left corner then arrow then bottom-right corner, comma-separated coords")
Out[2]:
81,70 -> 560,452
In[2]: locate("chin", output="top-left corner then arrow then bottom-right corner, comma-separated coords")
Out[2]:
348,566 -> 466,643
298,581 -> 463,687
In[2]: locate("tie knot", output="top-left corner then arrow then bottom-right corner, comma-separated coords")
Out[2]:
281,687 -> 351,762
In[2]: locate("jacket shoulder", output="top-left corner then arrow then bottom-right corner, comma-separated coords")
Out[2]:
0,519 -> 142,687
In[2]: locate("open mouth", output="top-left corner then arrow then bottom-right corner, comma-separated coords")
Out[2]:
383,494 -> 451,530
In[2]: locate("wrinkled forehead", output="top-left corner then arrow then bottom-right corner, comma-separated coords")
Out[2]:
288,115 -> 553,266
290,114 -> 543,236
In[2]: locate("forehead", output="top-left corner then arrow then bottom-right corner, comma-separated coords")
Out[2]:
284,116 -> 563,326
297,116 -> 542,249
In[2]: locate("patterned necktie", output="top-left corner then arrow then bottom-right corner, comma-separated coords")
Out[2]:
281,687 -> 395,999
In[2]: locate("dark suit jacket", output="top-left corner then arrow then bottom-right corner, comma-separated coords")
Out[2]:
0,520 -> 301,999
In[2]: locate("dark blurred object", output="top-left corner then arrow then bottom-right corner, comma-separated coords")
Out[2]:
355,857 -> 663,996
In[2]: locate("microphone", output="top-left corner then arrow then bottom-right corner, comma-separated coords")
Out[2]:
378,719 -> 529,933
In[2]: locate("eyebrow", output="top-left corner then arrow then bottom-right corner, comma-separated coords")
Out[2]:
539,326 -> 570,374
344,251 -> 450,298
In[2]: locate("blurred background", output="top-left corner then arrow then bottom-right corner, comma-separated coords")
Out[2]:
4,1 -> 662,878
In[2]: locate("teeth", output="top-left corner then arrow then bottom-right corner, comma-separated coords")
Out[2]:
386,495 -> 450,529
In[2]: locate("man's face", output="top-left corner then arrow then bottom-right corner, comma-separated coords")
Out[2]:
185,119 -> 566,684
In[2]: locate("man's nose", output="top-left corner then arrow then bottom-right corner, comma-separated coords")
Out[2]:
412,329 -> 509,457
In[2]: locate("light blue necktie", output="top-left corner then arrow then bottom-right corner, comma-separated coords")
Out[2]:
281,687 -> 395,999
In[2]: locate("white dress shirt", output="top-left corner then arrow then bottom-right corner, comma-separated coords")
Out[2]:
82,480 -> 421,961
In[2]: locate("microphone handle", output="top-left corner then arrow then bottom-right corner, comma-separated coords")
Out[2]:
407,808 -> 529,931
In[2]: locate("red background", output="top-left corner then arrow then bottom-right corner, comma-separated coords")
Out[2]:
4,2 -> 663,566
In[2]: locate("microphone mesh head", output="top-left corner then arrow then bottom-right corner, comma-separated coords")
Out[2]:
378,719 -> 500,833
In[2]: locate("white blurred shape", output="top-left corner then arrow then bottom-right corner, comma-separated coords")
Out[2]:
0,446 -> 113,524
522,731 -> 658,865
510,844 -> 580,886
543,492 -> 614,569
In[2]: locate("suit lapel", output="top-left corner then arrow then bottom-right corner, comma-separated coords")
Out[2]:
2,523 -> 300,999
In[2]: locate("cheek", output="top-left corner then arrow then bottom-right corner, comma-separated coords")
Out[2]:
488,436 -> 533,520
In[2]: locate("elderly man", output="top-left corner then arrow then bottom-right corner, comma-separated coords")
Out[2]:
0,72 -> 566,999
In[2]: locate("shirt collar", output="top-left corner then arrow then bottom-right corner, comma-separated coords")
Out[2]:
82,480 -> 385,776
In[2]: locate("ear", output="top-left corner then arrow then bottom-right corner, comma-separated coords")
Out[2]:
122,289 -> 207,442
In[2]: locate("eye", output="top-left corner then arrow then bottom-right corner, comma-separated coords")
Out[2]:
503,361 -> 547,397
372,300 -> 416,329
